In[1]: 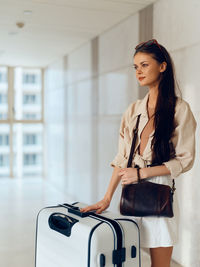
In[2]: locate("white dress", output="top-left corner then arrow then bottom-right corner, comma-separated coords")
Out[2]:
130,153 -> 179,248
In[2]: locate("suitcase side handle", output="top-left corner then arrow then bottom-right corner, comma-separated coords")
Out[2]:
48,213 -> 78,237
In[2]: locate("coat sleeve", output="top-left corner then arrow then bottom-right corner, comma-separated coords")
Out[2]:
163,99 -> 197,178
110,103 -> 135,168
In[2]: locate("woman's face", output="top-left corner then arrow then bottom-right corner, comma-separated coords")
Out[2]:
133,52 -> 166,88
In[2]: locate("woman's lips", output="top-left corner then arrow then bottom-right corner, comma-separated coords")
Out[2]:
139,77 -> 145,81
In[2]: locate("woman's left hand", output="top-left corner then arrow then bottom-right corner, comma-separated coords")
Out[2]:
119,168 -> 138,185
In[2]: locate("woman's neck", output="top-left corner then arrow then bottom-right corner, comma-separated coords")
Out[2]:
148,87 -> 158,108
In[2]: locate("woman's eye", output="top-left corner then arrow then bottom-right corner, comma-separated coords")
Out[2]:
132,64 -> 148,69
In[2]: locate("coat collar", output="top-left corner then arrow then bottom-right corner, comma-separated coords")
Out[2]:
131,91 -> 155,141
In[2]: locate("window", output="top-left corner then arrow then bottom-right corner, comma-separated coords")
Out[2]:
13,123 -> 43,178
0,67 -> 8,121
0,154 -> 9,167
0,94 -> 7,104
24,134 -> 36,145
0,72 -> 7,83
23,113 -> 38,120
24,153 -> 37,165
0,113 -> 8,120
0,125 -> 9,177
23,74 -> 36,84
15,68 -> 42,121
23,94 -> 37,104
0,134 -> 9,146
0,67 -> 43,178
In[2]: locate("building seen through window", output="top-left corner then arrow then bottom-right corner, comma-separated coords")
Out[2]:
23,94 -> 38,104
0,154 -> 9,167
24,153 -> 38,165
15,68 -> 42,121
23,133 -> 39,145
12,123 -> 43,177
0,70 -> 7,83
0,67 -> 8,121
0,113 -> 8,120
23,73 -> 38,84
0,67 -> 43,178
23,113 -> 38,120
0,124 -> 10,176
0,134 -> 9,146
0,94 -> 7,104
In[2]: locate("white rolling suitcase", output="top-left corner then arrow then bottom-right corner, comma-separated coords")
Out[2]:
35,202 -> 141,267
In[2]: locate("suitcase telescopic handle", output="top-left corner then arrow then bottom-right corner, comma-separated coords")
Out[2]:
60,203 -> 95,218
48,213 -> 78,237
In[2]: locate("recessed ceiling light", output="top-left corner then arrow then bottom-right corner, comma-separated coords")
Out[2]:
24,10 -> 32,15
16,22 -> 25,28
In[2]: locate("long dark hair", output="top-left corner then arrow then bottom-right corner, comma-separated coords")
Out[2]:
134,41 -> 179,165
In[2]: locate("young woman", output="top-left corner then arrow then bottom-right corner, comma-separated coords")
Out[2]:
81,39 -> 196,267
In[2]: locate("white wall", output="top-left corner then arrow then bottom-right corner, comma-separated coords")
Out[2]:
66,42 -> 94,203
44,13 -> 139,205
97,14 -> 139,211
154,0 -> 200,266
44,58 -> 66,190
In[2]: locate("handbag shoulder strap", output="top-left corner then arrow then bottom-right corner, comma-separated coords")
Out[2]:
127,115 -> 141,168
126,114 -> 176,194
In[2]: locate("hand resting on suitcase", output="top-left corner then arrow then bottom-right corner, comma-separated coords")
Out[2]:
81,167 -> 121,214
80,198 -> 110,214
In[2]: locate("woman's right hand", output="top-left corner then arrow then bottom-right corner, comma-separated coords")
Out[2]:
80,198 -> 110,214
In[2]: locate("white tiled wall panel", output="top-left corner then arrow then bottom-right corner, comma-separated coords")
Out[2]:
67,42 -> 92,84
98,66 -> 138,115
67,80 -> 92,116
45,59 -> 65,91
44,58 -> 66,191
66,118 -> 93,203
171,44 -> 200,112
45,88 -> 65,122
97,118 -> 117,197
99,14 -> 139,73
45,124 -> 65,188
154,0 -> 200,51
153,1 -> 200,265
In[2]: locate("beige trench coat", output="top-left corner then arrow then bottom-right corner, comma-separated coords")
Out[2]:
111,92 -> 196,248
111,92 -> 196,178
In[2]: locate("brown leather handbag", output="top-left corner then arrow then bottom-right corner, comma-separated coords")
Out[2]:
120,115 -> 176,217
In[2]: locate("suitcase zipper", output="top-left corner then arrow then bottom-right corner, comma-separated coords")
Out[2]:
88,221 -> 104,267
90,214 -> 125,267
115,218 -> 141,267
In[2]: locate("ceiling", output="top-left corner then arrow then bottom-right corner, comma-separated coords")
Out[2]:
0,0 -> 157,68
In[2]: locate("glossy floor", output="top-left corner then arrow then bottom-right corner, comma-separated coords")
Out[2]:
0,178 -> 182,267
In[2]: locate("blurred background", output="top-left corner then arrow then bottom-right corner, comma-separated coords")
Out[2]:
0,0 -> 199,266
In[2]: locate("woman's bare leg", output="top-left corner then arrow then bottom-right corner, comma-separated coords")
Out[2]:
150,246 -> 173,267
